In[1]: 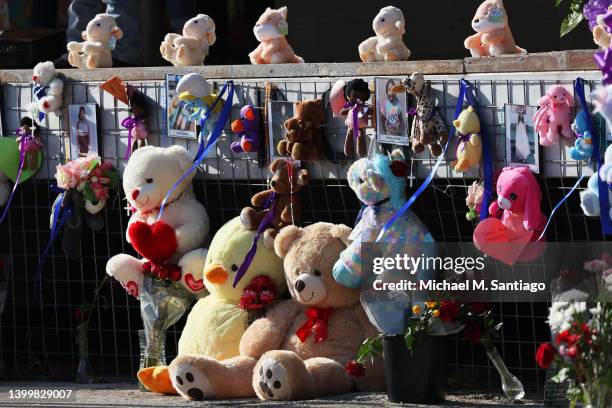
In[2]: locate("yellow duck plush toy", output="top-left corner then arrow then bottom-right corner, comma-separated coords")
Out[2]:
453,106 -> 482,173
138,216 -> 286,394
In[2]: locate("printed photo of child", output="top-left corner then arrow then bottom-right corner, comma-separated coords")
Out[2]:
505,104 -> 539,173
68,103 -> 98,160
376,77 -> 409,145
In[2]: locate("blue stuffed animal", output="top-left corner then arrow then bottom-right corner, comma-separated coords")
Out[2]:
569,110 -> 594,161
580,144 -> 612,221
332,150 -> 434,288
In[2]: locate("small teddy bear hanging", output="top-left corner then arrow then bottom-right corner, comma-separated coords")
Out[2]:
30,61 -> 64,123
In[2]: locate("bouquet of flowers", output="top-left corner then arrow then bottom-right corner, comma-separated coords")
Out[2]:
51,155 -> 118,259
536,254 -> 612,408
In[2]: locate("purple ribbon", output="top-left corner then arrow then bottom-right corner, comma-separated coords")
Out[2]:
407,107 -> 417,117
0,136 -> 27,224
121,116 -> 137,160
233,192 -> 277,287
595,48 -> 612,85
345,100 -> 364,139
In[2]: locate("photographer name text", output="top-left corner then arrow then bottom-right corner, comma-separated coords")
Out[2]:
373,279 -> 546,293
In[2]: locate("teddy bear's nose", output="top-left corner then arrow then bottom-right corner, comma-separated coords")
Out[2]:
295,279 -> 306,293
32,75 -> 38,81
270,180 -> 276,187
131,189 -> 140,200
473,19 -> 480,24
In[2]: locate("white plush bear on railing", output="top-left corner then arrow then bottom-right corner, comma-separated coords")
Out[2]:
29,61 -> 64,122
160,14 -> 216,66
358,6 -> 411,62
67,13 -> 123,69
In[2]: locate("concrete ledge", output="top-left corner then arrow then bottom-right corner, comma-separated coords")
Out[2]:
0,50 -> 599,83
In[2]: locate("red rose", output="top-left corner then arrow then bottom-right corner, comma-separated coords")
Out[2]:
463,321 -> 483,343
567,345 -> 578,359
438,301 -> 460,322
536,342 -> 556,368
170,268 -> 181,282
345,360 -> 365,377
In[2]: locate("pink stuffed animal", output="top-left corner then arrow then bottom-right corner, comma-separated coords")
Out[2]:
489,167 -> 546,242
249,7 -> 303,64
533,85 -> 575,147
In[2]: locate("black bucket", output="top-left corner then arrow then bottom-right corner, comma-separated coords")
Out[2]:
382,334 -> 448,403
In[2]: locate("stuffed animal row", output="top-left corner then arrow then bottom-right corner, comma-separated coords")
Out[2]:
160,14 -> 216,66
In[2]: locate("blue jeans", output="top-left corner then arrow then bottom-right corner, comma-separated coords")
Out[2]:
67,0 -> 195,65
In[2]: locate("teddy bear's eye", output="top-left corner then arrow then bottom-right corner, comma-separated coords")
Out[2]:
231,264 -> 238,272
498,186 -> 502,192
96,23 -> 101,26
268,17 -> 272,21
146,178 -> 154,184
194,20 -> 198,24
509,193 -> 517,200
314,270 -> 322,276
358,177 -> 364,184
381,18 -> 385,22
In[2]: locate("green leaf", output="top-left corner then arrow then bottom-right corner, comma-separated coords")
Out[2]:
106,170 -> 119,190
83,184 -> 96,203
554,0 -> 565,7
560,11 -> 584,37
552,367 -> 570,383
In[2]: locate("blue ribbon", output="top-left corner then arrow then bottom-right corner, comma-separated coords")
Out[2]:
34,190 -> 73,293
157,81 -> 234,220
534,78 -> 599,240
33,84 -> 47,122
376,79 -> 467,242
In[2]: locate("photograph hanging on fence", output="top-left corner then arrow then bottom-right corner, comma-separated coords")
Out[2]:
267,100 -> 295,161
68,103 -> 99,160
375,77 -> 409,146
165,73 -> 197,139
505,104 -> 540,173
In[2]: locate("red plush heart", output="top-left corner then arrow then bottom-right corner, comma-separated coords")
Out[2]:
473,218 -> 533,266
184,273 -> 205,292
128,221 -> 177,263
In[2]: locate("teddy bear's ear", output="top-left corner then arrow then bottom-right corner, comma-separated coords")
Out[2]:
165,145 -> 195,173
274,225 -> 300,258
112,26 -> 124,40
297,169 -> 310,186
278,6 -> 288,20
81,30 -> 88,40
330,224 -> 352,247
269,158 -> 285,173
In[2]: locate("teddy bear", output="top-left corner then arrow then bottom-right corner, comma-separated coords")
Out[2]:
105,145 -> 209,298
333,150 -> 435,288
138,216 -> 286,395
249,7 -> 303,64
160,14 -> 216,66
166,222 -> 385,401
533,85 -> 575,147
240,158 -> 309,246
231,105 -> 260,154
580,144 -> 612,221
29,61 -> 63,123
67,13 -> 123,69
464,0 -> 526,57
330,79 -> 372,158
391,72 -> 448,156
569,110 -> 594,161
452,106 -> 482,172
358,6 -> 411,62
277,99 -> 325,161
593,6 -> 612,49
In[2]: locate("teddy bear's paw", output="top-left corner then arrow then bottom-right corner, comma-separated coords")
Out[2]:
171,361 -> 213,401
254,356 -> 290,400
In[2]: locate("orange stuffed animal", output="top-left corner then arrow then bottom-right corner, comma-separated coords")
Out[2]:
464,0 -> 525,57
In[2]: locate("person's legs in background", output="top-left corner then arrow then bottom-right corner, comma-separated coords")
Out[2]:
103,0 -> 142,66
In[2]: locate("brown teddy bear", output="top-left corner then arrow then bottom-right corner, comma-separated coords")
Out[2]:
277,99 -> 325,161
240,159 -> 309,246
167,222 -> 384,401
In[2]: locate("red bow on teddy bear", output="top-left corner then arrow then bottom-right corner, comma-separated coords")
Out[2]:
296,306 -> 333,343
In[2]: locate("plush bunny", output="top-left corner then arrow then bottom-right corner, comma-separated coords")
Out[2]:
249,7 -> 303,64
67,13 -> 123,69
488,167 -> 546,242
358,6 -> 411,62
29,61 -> 63,122
569,110 -> 594,161
330,79 -> 372,158
160,14 -> 216,66
392,72 -> 448,156
533,85 -> 575,147
464,0 -> 526,57
231,105 -> 261,153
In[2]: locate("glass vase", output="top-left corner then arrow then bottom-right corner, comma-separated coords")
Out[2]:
484,341 -> 525,401
75,323 -> 96,383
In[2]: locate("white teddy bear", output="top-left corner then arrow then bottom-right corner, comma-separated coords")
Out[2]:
29,61 -> 64,122
580,144 -> 612,222
67,13 -> 123,69
160,14 -> 216,66
358,6 -> 411,62
106,145 -> 210,298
